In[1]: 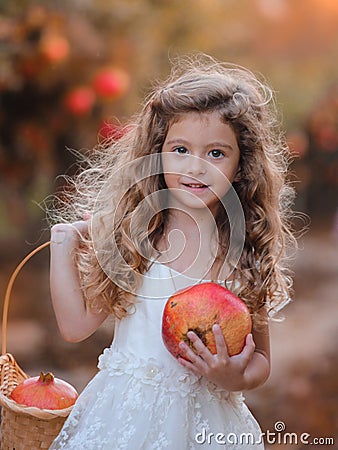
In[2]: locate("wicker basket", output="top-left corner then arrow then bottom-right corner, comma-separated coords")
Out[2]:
0,242 -> 74,450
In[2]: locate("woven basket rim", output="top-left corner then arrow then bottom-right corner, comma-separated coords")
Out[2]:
0,391 -> 73,419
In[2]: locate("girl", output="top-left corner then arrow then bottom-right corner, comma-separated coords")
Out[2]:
49,54 -> 295,449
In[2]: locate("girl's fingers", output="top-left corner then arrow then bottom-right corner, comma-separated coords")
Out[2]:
186,331 -> 214,363
240,333 -> 256,365
51,221 -> 89,245
179,340 -> 208,371
213,324 -> 229,360
179,341 -> 198,362
71,220 -> 89,235
177,357 -> 200,375
51,224 -> 70,243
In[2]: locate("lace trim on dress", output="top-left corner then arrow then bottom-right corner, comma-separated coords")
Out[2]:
97,347 -> 244,404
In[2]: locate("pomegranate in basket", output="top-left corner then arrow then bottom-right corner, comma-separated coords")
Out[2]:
10,371 -> 78,410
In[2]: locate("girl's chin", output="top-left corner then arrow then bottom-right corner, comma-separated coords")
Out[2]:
168,192 -> 220,213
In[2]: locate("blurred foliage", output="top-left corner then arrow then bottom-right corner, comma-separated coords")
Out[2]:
304,83 -> 338,215
0,0 -> 337,241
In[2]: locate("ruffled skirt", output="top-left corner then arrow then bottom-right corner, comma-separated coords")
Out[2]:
49,349 -> 264,449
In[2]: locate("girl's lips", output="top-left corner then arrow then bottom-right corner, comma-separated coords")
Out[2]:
184,183 -> 206,187
181,183 -> 210,191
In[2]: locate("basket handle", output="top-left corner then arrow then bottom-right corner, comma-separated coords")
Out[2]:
2,241 -> 51,355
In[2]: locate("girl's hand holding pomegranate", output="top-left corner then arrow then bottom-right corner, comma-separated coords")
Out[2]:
178,324 -> 269,391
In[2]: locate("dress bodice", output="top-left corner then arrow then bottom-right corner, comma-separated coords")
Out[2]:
111,260 -> 208,365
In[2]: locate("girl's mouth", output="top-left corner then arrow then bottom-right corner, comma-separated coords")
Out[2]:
182,183 -> 209,190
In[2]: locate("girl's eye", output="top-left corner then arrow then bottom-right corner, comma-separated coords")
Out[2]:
209,149 -> 224,159
173,146 -> 188,155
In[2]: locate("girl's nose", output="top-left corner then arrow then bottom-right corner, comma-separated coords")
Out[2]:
186,155 -> 207,175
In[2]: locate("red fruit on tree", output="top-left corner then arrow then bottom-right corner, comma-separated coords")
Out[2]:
40,34 -> 70,63
92,67 -> 130,99
10,371 -> 78,410
162,282 -> 252,360
98,121 -> 133,140
99,121 -> 124,140
64,86 -> 96,116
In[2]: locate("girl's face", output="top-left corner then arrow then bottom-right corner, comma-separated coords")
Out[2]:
161,111 -> 241,215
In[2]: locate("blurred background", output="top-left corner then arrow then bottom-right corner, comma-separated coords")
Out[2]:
0,0 -> 337,448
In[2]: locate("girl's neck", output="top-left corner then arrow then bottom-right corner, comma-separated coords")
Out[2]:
158,208 -> 220,279
165,208 -> 217,241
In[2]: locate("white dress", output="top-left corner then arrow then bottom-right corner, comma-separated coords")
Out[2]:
50,261 -> 264,449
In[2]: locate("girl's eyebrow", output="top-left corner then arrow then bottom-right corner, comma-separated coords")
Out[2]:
165,138 -> 234,150
208,141 -> 234,151
164,138 -> 190,147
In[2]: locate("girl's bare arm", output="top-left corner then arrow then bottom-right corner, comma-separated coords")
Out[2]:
50,222 -> 108,342
242,317 -> 270,390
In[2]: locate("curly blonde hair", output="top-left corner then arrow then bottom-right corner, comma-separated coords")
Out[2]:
50,54 -> 296,325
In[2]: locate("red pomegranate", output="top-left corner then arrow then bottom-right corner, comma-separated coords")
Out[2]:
10,372 -> 78,410
98,121 -> 133,140
64,86 -> 96,116
92,67 -> 130,99
40,34 -> 70,63
162,282 -> 252,360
